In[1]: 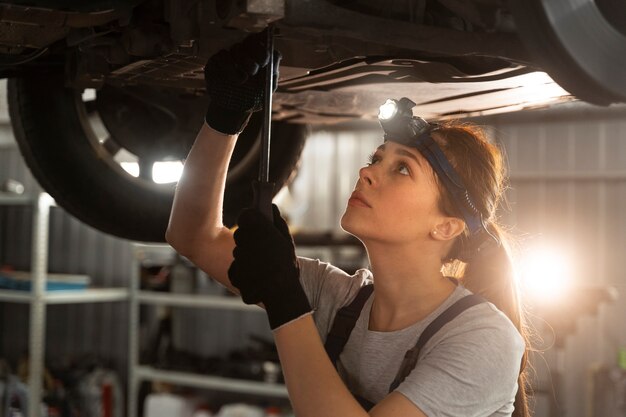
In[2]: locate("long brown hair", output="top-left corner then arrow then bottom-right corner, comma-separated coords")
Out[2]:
432,121 -> 531,417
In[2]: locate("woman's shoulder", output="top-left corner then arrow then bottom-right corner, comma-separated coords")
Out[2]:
429,285 -> 525,353
298,256 -> 372,280
401,287 -> 525,417
297,256 -> 373,305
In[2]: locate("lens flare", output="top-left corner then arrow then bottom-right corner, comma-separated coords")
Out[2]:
518,244 -> 572,302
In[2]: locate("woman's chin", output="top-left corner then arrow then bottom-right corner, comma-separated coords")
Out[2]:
340,213 -> 364,240
339,213 -> 354,234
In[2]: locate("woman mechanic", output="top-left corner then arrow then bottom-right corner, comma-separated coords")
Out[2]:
166,33 -> 530,417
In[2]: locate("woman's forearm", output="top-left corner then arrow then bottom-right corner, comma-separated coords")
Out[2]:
274,315 -> 369,417
166,122 -> 237,251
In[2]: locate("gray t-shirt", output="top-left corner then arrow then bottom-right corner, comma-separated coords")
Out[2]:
298,256 -> 526,417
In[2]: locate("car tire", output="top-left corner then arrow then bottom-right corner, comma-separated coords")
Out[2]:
510,0 -> 626,105
7,72 -> 307,242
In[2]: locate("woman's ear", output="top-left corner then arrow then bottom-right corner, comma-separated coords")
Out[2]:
431,217 -> 465,241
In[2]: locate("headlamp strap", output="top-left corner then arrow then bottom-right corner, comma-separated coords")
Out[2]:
411,131 -> 484,236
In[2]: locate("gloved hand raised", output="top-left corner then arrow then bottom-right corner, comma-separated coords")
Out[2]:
204,30 -> 281,135
228,204 -> 312,330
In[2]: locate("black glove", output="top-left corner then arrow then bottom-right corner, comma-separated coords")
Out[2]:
228,204 -> 312,330
204,30 -> 282,135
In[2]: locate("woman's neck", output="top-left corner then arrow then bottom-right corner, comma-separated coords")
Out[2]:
365,241 -> 458,332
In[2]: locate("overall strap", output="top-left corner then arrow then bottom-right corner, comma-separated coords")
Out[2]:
324,284 -> 374,369
388,294 -> 487,392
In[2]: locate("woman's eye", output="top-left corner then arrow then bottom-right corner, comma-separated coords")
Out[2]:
398,164 -> 410,175
366,154 -> 379,166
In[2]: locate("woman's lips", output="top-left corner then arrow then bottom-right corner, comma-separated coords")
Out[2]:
348,192 -> 371,208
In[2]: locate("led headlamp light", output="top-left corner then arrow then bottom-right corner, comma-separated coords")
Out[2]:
377,97 -> 498,253
378,98 -> 432,142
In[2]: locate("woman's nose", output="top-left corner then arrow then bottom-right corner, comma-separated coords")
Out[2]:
359,165 -> 374,185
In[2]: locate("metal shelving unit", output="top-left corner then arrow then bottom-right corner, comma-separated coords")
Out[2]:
127,244 -> 288,417
136,291 -> 261,310
0,288 -> 128,304
135,366 -> 288,397
0,192 -> 129,417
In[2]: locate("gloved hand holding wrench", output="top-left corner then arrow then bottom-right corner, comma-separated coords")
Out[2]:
204,28 -> 313,330
204,27 -> 280,219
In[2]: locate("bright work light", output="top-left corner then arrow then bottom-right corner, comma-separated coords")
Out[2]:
153,161 -> 184,184
519,244 -> 572,302
120,160 -> 184,184
378,99 -> 398,120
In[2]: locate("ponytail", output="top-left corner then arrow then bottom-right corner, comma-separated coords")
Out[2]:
462,225 -> 530,417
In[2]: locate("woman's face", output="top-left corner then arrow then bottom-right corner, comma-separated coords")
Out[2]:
340,141 -> 446,244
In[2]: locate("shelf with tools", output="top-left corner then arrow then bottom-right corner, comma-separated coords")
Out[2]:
127,243 -> 289,417
0,192 -> 129,417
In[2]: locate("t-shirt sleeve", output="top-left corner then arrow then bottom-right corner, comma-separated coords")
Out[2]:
297,256 -> 372,340
395,307 -> 526,417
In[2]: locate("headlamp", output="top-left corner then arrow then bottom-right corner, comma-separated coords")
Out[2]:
377,98 -> 432,143
378,99 -> 399,120
377,97 -> 498,254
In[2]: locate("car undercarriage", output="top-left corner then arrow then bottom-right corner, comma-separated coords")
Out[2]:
1,0 -> 624,241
